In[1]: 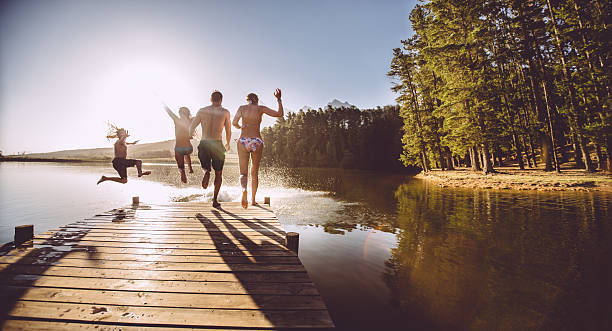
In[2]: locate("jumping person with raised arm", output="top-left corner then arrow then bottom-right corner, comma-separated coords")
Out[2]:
163,104 -> 194,183
97,127 -> 151,185
232,89 -> 284,208
189,91 -> 231,208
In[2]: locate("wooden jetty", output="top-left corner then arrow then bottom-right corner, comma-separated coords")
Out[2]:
0,200 -> 334,330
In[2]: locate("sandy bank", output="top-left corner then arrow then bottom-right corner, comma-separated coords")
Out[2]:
417,168 -> 612,192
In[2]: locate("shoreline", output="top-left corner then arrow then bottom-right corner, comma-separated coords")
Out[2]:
4,158 -> 610,192
0,156 -> 91,163
417,168 -> 612,192
0,154 -> 240,166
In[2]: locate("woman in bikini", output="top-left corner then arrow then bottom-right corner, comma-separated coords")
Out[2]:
232,89 -> 284,208
163,104 -> 195,183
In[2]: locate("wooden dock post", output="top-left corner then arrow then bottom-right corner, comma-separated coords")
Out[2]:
286,232 -> 299,253
132,196 -> 139,205
14,224 -> 33,246
264,196 -> 270,205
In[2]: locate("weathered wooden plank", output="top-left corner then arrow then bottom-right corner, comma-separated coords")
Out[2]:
1,319 -> 272,331
4,300 -> 334,328
70,215 -> 279,222
73,220 -> 283,227
30,239 -> 288,251
88,215 -> 279,220
54,227 -> 284,235
1,286 -> 327,310
37,230 -> 285,239
64,220 -> 284,227
58,225 -> 285,233
91,215 -> 278,220
45,225 -> 283,233
68,218 -> 274,223
0,258 -> 306,272
118,205 -> 275,212
91,211 -> 277,216
0,265 -> 312,282
9,245 -> 296,257
1,275 -> 320,295
43,230 -> 285,239
116,205 -> 273,210
3,250 -> 300,264
60,222 -> 281,229
56,225 -> 285,235
87,211 -> 276,221
34,233 -> 286,243
28,239 -> 285,249
62,228 -> 284,237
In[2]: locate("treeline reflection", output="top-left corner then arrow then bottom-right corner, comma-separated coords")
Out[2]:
387,183 -> 611,330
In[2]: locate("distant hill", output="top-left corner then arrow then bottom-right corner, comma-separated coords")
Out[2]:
25,140 -> 176,160
25,131 -> 243,160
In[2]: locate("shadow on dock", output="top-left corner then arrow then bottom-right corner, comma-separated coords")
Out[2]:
0,208 -> 132,323
196,209 -> 332,329
0,204 -> 333,329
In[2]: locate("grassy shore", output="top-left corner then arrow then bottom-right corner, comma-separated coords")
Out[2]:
417,167 -> 612,192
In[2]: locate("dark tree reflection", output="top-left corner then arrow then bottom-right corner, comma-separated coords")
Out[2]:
385,183 -> 612,330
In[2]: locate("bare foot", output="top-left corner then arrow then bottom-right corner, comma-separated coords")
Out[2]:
138,171 -> 151,177
212,200 -> 221,208
202,171 -> 210,189
97,176 -> 106,185
180,170 -> 187,183
241,191 -> 248,209
251,201 -> 259,206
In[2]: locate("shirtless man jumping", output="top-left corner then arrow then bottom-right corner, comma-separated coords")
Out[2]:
189,91 -> 231,208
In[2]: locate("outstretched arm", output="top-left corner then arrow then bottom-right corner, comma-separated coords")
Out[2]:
189,113 -> 201,137
224,112 -> 232,151
126,140 -> 139,145
261,88 -> 284,118
164,104 -> 178,121
232,107 -> 243,129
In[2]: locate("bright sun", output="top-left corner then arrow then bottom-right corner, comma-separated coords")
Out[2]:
91,57 -> 201,143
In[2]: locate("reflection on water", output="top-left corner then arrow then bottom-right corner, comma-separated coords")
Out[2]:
385,182 -> 611,330
0,162 -> 610,330
264,168 -> 612,330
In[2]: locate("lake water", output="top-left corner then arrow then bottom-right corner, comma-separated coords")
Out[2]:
1,162 -> 611,330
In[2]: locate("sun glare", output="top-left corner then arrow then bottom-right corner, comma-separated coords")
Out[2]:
93,57 -> 200,143
101,58 -> 191,106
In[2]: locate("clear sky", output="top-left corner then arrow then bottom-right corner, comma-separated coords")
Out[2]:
0,0 -> 415,154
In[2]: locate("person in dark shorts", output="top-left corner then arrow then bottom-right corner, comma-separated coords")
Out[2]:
97,127 -> 151,184
198,139 -> 226,173
189,91 -> 231,208
163,104 -> 195,183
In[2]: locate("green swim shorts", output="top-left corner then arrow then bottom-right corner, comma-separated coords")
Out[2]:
198,140 -> 225,171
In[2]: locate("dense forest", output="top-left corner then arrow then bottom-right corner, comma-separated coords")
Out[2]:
388,0 -> 610,173
261,106 -> 409,171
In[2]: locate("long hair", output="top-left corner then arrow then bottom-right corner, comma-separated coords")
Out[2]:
105,122 -> 125,141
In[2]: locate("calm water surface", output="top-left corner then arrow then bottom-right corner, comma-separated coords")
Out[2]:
1,162 -> 610,330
